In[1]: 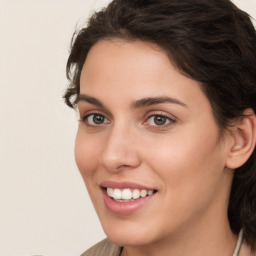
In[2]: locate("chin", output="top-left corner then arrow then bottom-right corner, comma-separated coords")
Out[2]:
100,217 -> 162,247
105,230 -> 154,247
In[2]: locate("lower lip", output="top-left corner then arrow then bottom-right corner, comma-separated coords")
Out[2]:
102,189 -> 156,215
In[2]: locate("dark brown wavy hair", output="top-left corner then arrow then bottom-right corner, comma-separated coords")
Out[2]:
64,0 -> 256,248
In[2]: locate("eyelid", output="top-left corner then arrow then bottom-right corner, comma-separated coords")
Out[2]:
147,115 -> 173,125
77,102 -> 112,119
79,108 -> 107,119
144,111 -> 176,121
142,111 -> 177,129
79,110 -> 110,127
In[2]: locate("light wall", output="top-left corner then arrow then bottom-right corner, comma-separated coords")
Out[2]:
0,0 -> 255,255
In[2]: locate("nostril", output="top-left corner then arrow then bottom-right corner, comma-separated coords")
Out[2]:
116,164 -> 132,170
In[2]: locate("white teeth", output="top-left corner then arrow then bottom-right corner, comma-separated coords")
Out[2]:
147,190 -> 153,196
132,189 -> 140,199
115,199 -> 130,202
122,189 -> 132,200
140,190 -> 147,198
106,188 -> 155,201
113,188 -> 122,200
107,188 -> 114,197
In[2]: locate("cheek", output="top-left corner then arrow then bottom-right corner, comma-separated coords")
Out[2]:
144,135 -> 226,228
74,131 -> 106,215
144,125 -> 224,193
74,130 -> 100,180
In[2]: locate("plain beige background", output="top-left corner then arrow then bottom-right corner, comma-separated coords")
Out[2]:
0,0 -> 255,255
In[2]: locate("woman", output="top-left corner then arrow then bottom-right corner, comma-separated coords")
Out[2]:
64,0 -> 256,255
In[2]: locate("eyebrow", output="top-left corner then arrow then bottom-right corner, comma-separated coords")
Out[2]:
76,94 -> 105,108
76,94 -> 187,109
131,96 -> 188,108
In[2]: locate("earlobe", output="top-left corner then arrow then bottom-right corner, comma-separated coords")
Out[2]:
225,108 -> 256,169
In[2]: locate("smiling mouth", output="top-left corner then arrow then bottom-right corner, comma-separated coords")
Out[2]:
105,187 -> 157,202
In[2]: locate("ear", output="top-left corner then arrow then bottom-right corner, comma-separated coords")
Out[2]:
225,108 -> 256,169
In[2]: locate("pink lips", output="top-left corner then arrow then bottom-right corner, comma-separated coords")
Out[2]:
100,181 -> 157,215
100,180 -> 156,190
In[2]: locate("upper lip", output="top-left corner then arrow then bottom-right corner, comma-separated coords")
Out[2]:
100,180 -> 157,191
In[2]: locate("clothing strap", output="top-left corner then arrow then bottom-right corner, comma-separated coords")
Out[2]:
233,230 -> 244,256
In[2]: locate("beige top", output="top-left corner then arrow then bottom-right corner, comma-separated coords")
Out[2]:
81,237 -> 256,256
81,239 -> 121,256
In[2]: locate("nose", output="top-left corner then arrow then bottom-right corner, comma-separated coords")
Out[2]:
100,123 -> 141,172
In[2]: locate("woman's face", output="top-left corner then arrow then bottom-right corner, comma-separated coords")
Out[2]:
75,39 -> 233,246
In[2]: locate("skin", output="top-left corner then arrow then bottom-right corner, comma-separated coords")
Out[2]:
75,39 -> 238,256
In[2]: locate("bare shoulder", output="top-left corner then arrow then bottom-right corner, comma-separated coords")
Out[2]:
81,238 -> 122,256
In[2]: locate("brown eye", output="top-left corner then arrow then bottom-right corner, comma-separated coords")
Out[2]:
93,114 -> 105,124
84,114 -> 109,126
147,115 -> 173,126
154,116 -> 167,125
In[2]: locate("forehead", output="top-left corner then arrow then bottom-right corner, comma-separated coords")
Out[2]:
80,39 -> 211,112
81,39 -> 171,84
82,40 -> 189,88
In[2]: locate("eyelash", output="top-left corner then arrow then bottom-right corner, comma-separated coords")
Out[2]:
145,114 -> 174,125
80,112 -> 176,129
142,113 -> 176,130
80,113 -> 110,127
